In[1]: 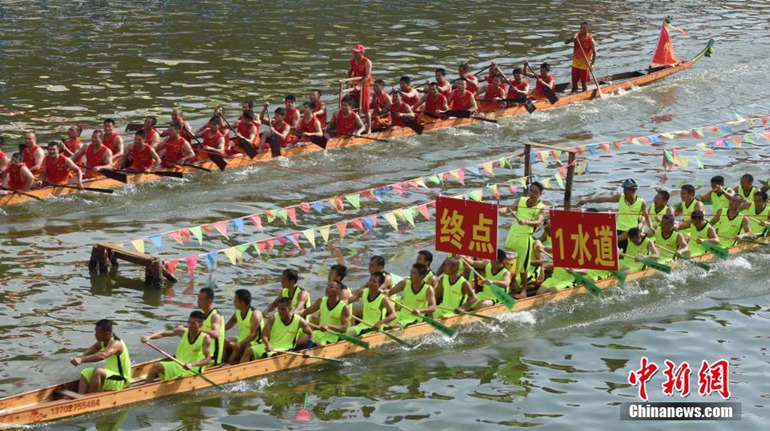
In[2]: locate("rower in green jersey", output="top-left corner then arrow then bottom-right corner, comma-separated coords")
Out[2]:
348,272 -> 397,335
741,190 -> 769,237
197,287 -> 225,366
462,249 -> 513,309
577,178 -> 651,252
653,214 -> 689,263
700,175 -> 735,225
416,250 -> 439,287
267,269 -> 311,315
619,228 -> 659,272
301,281 -> 350,345
434,257 -> 477,319
328,264 -> 353,302
504,181 -> 547,295
141,311 -> 212,383
224,289 -> 264,365
684,210 -> 719,256
388,263 -> 437,327
713,195 -> 751,247
241,297 -> 314,361
368,255 -> 396,291
531,241 -> 576,294
735,173 -> 758,204
675,184 -> 705,229
70,319 -> 131,394
649,190 -> 674,233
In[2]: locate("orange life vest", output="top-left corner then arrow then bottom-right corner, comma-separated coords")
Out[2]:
43,154 -> 70,185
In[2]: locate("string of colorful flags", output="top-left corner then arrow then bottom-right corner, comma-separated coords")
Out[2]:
159,175 -> 534,278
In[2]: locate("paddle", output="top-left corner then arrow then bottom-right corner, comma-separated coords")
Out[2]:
145,342 -> 223,391
217,115 -> 258,159
327,130 -> 389,143
289,127 -> 328,149
389,297 -> 456,336
657,245 -> 711,271
164,159 -> 212,173
119,169 -> 185,179
125,123 -> 168,132
611,270 -> 627,285
497,74 -> 536,114
380,104 -> 424,134
431,110 -> 498,124
351,315 -> 414,348
0,185 -> 43,201
294,392 -> 312,423
735,237 -> 770,248
463,263 -> 516,309
575,36 -> 605,99
621,253 -> 673,274
436,306 -> 501,324
273,349 -> 345,363
78,165 -> 128,183
571,272 -> 602,297
702,241 -> 729,260
306,322 -> 370,350
52,184 -> 114,194
525,63 -> 559,104
177,129 -> 228,171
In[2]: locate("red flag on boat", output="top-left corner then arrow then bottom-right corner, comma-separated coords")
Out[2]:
650,21 -> 680,67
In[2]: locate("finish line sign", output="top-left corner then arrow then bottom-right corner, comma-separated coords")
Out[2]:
435,196 -> 498,260
550,209 -> 619,271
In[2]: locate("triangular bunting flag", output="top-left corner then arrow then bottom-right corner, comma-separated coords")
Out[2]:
554,173 -> 564,188
694,155 -> 704,169
274,236 -> 287,245
413,178 -> 428,189
613,141 -> 622,150
249,215 -> 263,232
467,166 -> 481,176
148,235 -> 162,252
265,211 -> 276,223
362,190 -> 377,201
236,243 -> 251,254
287,233 -> 301,249
276,209 -> 288,224
190,226 -> 203,245
185,255 -> 198,278
717,124 -> 732,134
692,129 -> 703,138
660,133 -> 674,140
300,202 -> 311,213
329,197 -> 345,212
417,204 -> 431,221
344,194 -> 361,209
468,189 -> 483,202
319,225 -> 332,243
202,224 -> 213,234
223,247 -> 241,265
287,207 -> 297,225
213,221 -> 229,238
233,218 -> 245,233
362,215 -> 375,231
384,212 -> 399,230
403,207 -> 416,227
487,184 -> 500,199
302,229 -> 316,249
336,221 -> 347,238
391,183 -> 406,197
392,208 -> 405,221
169,230 -> 184,245
372,188 -> 385,202
312,201 -> 325,213
204,252 -> 217,272
351,218 -> 365,232
482,162 -> 495,176
427,174 -> 442,185
130,239 -> 145,254
165,258 -> 178,275
598,143 -> 610,153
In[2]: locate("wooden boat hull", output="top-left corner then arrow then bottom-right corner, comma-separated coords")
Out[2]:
0,233 -> 761,429
0,40 -> 714,207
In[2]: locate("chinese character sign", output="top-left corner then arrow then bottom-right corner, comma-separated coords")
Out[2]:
435,196 -> 498,260
550,209 -> 618,271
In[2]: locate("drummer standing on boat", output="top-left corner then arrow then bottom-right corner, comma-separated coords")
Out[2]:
70,319 -> 131,394
347,44 -> 373,134
564,21 -> 596,93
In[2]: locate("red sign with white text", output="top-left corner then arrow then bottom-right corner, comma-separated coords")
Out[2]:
550,209 -> 618,271
435,196 -> 498,260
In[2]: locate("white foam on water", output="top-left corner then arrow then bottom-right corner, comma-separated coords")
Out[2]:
496,310 -> 536,325
715,255 -> 752,271
226,377 -> 270,394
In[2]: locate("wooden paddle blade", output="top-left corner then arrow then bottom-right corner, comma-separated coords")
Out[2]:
237,137 -> 258,159
421,315 -> 456,337
267,136 -> 282,158
702,242 -> 729,260
294,408 -> 311,423
82,186 -> 114,194
335,332 -> 370,349
641,259 -> 672,274
463,310 -> 501,324
488,284 -> 515,309
402,117 -> 424,135
543,86 -> 559,104
524,99 -> 537,114
99,169 -> 128,183
380,330 -> 415,348
572,273 -> 601,297
208,154 -> 228,171
152,171 -> 185,178
471,116 -> 499,124
125,123 -> 143,132
443,110 -> 472,118
308,135 -> 328,149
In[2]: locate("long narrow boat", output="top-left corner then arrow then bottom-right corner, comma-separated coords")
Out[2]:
0,40 -> 714,207
0,233 -> 761,429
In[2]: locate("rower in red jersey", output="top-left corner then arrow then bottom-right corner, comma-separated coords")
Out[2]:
309,90 -> 327,127
483,62 -> 506,91
477,75 -> 506,112
447,79 -> 478,113
503,67 -> 531,106
325,97 -> 366,137
60,125 -> 84,165
370,80 -> 393,131
127,131 -> 162,172
160,108 -> 192,138
395,76 -> 420,108
414,82 -> 448,122
38,141 -> 83,188
294,102 -> 324,146
102,119 -> 124,166
259,107 -> 292,151
388,92 -> 416,131
22,132 -> 45,177
346,44 -> 373,133
72,130 -> 114,179
195,116 -> 227,159
457,64 -> 479,94
2,153 -> 35,192
283,95 -> 300,129
523,62 -> 555,101
434,68 -> 453,98
157,124 -> 195,169
564,21 -> 596,93
142,116 -> 162,148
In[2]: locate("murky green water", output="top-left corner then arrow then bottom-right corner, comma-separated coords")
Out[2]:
1,1 -> 769,430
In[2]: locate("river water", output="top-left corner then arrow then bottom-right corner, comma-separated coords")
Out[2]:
0,1 -> 769,430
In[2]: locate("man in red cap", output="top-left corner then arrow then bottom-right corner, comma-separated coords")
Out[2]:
347,44 -> 373,133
